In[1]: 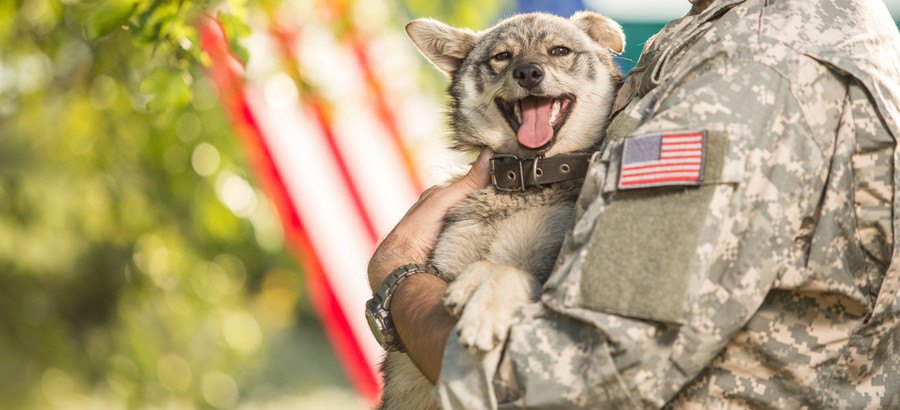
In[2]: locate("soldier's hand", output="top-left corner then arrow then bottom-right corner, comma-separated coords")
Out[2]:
367,148 -> 493,291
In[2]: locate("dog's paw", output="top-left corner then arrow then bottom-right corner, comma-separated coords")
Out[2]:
443,261 -> 496,317
455,265 -> 537,352
456,299 -> 510,352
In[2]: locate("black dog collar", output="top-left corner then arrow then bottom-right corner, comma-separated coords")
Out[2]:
489,153 -> 593,192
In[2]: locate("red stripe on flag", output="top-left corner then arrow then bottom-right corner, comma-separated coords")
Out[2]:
620,176 -> 703,186
307,99 -> 379,243
266,23 -> 379,244
199,17 -> 381,403
284,3 -> 423,193
663,142 -> 703,147
346,34 -> 424,192
622,167 -> 702,178
663,142 -> 703,146
661,148 -> 703,153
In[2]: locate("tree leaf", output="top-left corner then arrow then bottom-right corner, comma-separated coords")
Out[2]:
218,12 -> 251,65
140,69 -> 192,111
84,0 -> 139,39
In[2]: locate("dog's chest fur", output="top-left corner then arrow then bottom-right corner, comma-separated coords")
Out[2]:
379,182 -> 581,410
430,182 -> 581,282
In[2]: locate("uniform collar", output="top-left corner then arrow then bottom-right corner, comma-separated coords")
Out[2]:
658,0 -> 745,44
689,0 -> 716,15
689,0 -> 744,16
623,0 -> 745,100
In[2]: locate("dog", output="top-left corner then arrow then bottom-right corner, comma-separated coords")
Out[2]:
379,11 -> 624,409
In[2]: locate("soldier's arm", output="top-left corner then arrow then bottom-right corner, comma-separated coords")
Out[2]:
390,273 -> 453,382
434,56 -> 847,407
366,149 -> 492,381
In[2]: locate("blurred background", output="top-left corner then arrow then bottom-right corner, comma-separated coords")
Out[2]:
1,0 -> 898,408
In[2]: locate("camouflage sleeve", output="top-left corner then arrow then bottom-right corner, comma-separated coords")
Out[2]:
435,55 -> 849,408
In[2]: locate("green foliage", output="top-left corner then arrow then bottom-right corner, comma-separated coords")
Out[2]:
398,0 -> 513,28
84,0 -> 138,39
140,68 -> 193,110
218,11 -> 251,65
80,0 -> 253,109
0,0 -> 299,408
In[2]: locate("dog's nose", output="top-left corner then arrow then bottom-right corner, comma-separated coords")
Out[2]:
513,63 -> 544,89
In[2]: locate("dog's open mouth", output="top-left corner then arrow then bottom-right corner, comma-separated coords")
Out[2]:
495,95 -> 575,150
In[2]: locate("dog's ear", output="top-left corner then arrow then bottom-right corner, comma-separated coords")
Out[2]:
406,18 -> 477,75
570,11 -> 625,54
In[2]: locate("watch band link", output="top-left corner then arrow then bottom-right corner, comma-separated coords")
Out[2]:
366,263 -> 440,351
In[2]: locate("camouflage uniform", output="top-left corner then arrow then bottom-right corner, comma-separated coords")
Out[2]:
435,0 -> 900,408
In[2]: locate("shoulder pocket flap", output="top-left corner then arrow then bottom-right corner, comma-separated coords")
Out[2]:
582,130 -> 744,325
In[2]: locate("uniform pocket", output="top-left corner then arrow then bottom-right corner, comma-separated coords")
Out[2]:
576,130 -> 744,325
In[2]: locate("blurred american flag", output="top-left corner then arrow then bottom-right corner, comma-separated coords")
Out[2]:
198,1 -> 456,402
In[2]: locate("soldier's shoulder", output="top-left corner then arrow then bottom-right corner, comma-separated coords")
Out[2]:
668,1 -> 853,98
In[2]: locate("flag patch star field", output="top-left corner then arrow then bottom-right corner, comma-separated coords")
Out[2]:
618,131 -> 706,190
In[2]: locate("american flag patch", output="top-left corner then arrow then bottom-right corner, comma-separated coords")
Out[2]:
617,131 -> 706,190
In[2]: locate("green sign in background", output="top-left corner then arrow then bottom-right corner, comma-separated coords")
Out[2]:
617,19 -> 900,73
618,22 -> 667,72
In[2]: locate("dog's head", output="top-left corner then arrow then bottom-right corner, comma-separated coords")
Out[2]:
407,12 -> 624,158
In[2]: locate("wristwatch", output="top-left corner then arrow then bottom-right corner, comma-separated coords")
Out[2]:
365,263 -> 440,351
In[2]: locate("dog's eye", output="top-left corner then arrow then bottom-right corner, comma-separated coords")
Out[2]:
549,46 -> 571,56
492,51 -> 512,61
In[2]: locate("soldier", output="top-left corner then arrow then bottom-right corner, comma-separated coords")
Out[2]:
367,0 -> 900,407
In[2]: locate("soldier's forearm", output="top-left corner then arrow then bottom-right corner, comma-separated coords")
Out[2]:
392,273 -> 455,383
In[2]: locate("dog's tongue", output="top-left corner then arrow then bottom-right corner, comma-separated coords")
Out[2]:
517,96 -> 554,149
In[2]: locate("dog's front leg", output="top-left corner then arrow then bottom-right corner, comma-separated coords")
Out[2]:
452,263 -> 539,352
443,260 -> 497,317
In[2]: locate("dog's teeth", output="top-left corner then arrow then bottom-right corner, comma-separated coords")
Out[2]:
514,102 -> 522,123
550,100 -> 561,124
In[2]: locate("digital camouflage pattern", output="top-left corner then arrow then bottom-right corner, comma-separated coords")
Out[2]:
436,0 -> 900,408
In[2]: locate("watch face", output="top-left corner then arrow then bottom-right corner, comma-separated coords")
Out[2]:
365,308 -> 386,347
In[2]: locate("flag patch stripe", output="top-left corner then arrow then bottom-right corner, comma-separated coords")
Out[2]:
618,131 -> 706,189
621,165 -> 702,177
664,141 -> 703,146
662,144 -> 702,151
620,158 -> 702,169
621,171 -> 703,182
659,152 -> 703,158
663,136 -> 704,142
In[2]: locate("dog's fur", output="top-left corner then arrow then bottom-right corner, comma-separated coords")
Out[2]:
379,12 -> 624,409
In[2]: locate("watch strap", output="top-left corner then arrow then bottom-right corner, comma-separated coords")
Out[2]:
376,263 -> 440,309
368,263 -> 440,351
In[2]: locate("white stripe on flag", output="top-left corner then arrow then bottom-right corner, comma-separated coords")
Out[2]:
313,43 -> 420,237
622,158 -> 702,167
245,85 -> 385,373
663,135 -> 703,143
243,28 -> 431,376
661,151 -> 703,158
661,143 -> 703,150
